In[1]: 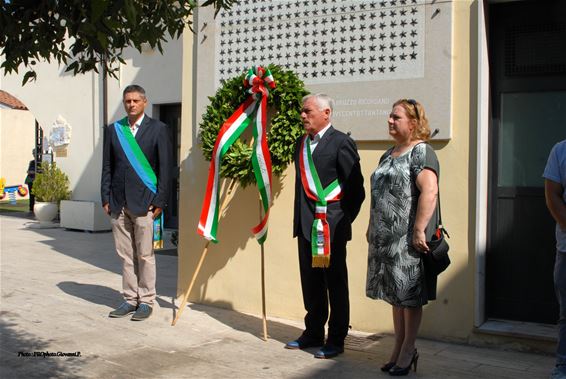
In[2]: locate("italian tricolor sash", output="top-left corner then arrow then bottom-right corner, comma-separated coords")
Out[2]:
299,135 -> 343,268
197,66 -> 275,244
114,118 -> 164,249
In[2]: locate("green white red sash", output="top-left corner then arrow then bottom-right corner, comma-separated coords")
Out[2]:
299,135 -> 342,268
114,117 -> 164,249
198,66 -> 275,244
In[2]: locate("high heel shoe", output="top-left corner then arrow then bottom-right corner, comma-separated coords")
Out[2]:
380,362 -> 396,372
389,349 -> 419,376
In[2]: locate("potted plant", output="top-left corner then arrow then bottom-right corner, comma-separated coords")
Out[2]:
32,162 -> 71,223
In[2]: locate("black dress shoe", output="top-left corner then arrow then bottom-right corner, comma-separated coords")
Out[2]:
285,336 -> 324,350
314,344 -> 344,359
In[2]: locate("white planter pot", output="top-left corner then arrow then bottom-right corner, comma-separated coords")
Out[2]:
34,202 -> 58,224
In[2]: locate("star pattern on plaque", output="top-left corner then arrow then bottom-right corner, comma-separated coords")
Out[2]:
216,0 -> 425,84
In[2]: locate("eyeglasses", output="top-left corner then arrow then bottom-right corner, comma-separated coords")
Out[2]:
406,99 -> 420,121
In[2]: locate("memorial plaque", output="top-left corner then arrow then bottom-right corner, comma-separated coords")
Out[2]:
196,0 -> 453,141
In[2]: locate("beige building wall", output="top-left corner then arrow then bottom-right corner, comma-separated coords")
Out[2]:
178,1 -> 477,342
0,109 -> 36,196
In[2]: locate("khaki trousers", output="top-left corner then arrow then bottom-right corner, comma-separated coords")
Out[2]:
111,208 -> 156,305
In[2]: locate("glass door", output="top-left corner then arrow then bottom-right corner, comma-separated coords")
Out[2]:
487,1 -> 566,324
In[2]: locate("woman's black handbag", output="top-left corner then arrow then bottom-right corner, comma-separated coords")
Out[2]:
409,143 -> 450,277
425,227 -> 450,275
424,192 -> 450,275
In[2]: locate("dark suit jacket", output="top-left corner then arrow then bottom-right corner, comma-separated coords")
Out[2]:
293,126 -> 365,242
101,114 -> 173,216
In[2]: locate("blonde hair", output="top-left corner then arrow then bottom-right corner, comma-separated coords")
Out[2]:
393,99 -> 431,141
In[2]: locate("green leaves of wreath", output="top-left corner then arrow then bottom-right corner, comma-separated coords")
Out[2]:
199,65 -> 309,187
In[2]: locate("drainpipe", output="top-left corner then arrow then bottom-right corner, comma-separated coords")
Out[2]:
34,119 -> 42,169
102,56 -> 108,128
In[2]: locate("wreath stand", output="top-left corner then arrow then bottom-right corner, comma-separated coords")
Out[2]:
171,179 -> 237,323
171,179 -> 269,339
172,65 -> 307,342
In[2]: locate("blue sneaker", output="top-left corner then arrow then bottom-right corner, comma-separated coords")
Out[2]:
109,302 -> 137,318
131,303 -> 153,321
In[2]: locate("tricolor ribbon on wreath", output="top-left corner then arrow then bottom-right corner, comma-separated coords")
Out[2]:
197,66 -> 275,244
114,118 -> 164,249
298,136 -> 343,268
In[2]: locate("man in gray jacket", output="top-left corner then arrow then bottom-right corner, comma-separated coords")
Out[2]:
544,139 -> 566,379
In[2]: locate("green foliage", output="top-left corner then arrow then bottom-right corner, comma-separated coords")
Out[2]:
32,162 -> 71,204
199,65 -> 309,187
0,0 -> 236,84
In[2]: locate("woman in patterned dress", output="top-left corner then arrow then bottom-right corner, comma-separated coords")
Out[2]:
366,99 -> 439,376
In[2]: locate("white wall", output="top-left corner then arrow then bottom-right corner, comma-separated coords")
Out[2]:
107,40 -> 184,121
1,62 -> 99,200
0,37 -> 183,202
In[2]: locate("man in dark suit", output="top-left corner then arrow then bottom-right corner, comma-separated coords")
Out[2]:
285,94 -> 365,358
101,84 -> 172,321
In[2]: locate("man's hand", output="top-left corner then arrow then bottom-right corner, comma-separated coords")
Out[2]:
103,203 -> 110,215
149,205 -> 162,220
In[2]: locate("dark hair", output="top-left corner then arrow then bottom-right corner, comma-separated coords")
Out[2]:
123,85 -> 146,98
392,98 -> 431,141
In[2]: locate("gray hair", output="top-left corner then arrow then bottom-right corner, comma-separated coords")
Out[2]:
302,93 -> 334,114
123,84 -> 146,99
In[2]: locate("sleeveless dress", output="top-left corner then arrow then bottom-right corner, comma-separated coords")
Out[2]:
366,143 -> 439,307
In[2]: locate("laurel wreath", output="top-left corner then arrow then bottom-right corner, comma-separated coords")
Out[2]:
198,65 -> 309,187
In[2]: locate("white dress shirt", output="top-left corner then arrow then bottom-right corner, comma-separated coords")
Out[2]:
129,114 -> 145,137
310,123 -> 332,152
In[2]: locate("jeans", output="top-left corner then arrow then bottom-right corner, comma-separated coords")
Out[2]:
552,365 -> 566,379
555,251 -> 566,368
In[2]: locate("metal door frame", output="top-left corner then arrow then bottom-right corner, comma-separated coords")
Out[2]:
475,0 -> 565,328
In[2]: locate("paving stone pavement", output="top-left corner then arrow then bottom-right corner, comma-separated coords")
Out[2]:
0,214 -> 555,378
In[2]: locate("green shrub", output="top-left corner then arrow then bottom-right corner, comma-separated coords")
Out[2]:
32,162 -> 71,204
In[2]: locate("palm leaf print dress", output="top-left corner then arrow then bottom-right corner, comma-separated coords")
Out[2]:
366,143 -> 439,307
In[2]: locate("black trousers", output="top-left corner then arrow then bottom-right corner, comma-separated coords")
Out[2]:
28,182 -> 35,211
297,235 -> 349,347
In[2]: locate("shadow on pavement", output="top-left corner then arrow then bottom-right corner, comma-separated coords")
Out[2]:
0,210 -> 35,219
30,227 -> 178,310
0,316 -> 83,379
184,305 -> 388,378
183,303 -> 393,378
188,302 -> 304,344
57,281 -> 121,308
